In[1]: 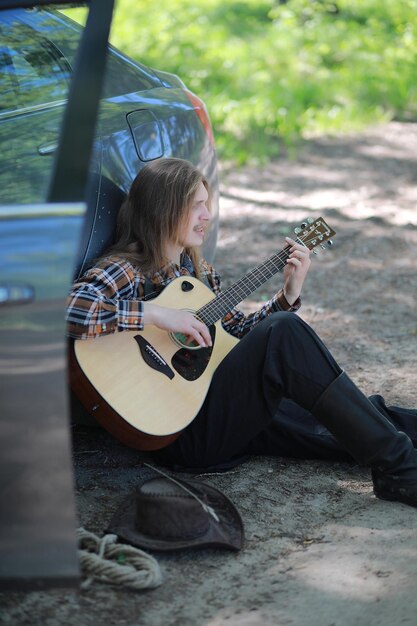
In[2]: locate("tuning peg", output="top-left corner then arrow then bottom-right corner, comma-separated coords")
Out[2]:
300,222 -> 307,229
307,217 -> 314,224
312,249 -> 319,255
294,227 -> 302,234
327,240 -> 333,246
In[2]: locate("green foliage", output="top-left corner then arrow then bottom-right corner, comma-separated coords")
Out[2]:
96,0 -> 417,161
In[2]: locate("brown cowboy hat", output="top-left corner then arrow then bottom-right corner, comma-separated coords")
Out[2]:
107,467 -> 244,552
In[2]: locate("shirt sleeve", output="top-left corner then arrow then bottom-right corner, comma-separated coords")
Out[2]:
66,258 -> 145,339
202,261 -> 301,340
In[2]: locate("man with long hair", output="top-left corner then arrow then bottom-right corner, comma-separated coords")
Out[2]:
67,158 -> 417,508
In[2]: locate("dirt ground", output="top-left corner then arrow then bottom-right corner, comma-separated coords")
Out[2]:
1,121 -> 417,626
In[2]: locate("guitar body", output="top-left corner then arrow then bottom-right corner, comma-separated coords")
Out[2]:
71,276 -> 239,451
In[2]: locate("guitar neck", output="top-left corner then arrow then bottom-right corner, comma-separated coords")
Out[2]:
196,216 -> 336,326
197,246 -> 290,326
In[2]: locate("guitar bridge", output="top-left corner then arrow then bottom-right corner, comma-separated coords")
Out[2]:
134,335 -> 175,380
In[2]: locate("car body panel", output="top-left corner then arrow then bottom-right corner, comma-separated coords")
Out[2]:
0,203 -> 85,589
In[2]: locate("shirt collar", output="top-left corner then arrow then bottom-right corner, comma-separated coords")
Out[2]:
150,252 -> 195,283
180,251 -> 195,274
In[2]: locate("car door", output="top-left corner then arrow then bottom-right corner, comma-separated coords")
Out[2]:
0,201 -> 84,589
0,6 -> 89,590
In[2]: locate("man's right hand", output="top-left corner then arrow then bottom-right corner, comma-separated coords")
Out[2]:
143,303 -> 212,348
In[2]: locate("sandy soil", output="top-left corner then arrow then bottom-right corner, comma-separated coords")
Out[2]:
1,121 -> 417,626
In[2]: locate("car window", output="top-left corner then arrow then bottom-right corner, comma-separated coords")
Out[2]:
57,8 -> 161,97
102,50 -> 159,97
0,21 -> 71,114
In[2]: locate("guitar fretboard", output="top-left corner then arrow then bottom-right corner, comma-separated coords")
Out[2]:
197,246 -> 291,326
195,216 -> 336,326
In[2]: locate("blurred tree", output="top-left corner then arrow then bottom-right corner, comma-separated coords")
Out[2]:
71,0 -> 417,162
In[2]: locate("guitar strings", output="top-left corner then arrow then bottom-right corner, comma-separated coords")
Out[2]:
198,225 -> 319,325
199,243 -> 300,322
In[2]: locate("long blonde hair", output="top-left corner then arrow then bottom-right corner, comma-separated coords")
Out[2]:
107,158 -> 210,276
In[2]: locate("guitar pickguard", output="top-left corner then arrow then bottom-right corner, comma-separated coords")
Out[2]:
171,326 -> 216,381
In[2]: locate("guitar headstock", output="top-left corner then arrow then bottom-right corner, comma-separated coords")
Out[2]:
294,217 -> 336,253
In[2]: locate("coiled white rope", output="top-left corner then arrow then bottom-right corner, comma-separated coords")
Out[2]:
77,527 -> 162,591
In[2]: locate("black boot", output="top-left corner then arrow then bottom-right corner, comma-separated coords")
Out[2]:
312,372 -> 417,508
369,395 -> 417,447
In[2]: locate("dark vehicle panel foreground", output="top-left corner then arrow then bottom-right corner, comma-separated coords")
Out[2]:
0,202 -> 84,587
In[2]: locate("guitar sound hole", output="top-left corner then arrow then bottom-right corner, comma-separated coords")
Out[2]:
171,326 -> 216,381
170,331 -> 200,350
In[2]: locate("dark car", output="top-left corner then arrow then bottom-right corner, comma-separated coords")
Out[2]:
0,6 -> 219,272
0,3 -> 218,590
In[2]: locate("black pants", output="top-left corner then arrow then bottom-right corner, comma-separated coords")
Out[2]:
156,312 -> 340,470
155,312 -> 417,472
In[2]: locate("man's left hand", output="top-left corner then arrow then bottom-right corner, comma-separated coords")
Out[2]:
282,237 -> 311,305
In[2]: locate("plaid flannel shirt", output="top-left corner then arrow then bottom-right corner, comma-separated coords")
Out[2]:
66,253 -> 300,340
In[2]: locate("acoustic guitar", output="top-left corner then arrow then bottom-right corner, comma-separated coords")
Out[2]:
70,216 -> 335,451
